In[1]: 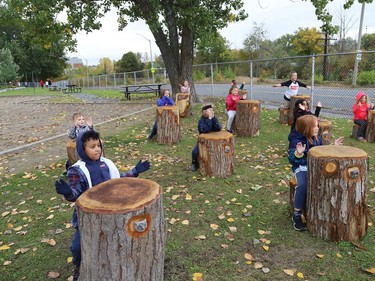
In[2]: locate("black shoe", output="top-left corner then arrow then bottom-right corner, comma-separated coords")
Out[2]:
227,129 -> 233,133
292,214 -> 306,231
73,266 -> 80,281
191,163 -> 199,171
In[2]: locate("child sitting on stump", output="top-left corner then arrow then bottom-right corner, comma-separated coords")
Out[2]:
191,104 -> 222,171
352,91 -> 375,142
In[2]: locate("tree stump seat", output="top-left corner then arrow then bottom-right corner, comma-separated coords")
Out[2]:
198,130 -> 234,177
156,105 -> 180,144
233,100 -> 260,137
76,178 -> 166,281
365,110 -> 375,142
307,145 -> 369,241
318,119 -> 332,145
66,139 -> 79,165
279,108 -> 289,125
175,93 -> 191,118
351,124 -> 360,139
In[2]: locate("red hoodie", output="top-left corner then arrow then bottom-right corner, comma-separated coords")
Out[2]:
352,91 -> 369,121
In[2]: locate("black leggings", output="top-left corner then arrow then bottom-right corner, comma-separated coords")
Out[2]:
354,119 -> 367,138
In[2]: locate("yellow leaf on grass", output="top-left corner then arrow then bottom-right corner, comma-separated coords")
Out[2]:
185,193 -> 192,200
0,245 -> 11,251
262,245 -> 269,251
258,230 -> 266,235
336,253 -> 343,258
67,257 -> 73,263
47,271 -> 60,278
169,218 -> 177,225
297,272 -> 304,278
192,272 -> 203,281
210,224 -> 219,230
244,253 -> 253,261
254,262 -> 263,269
364,268 -> 375,274
41,238 -> 56,246
194,235 -> 206,240
1,211 -> 10,217
3,260 -> 11,266
46,214 -> 54,220
228,226 -> 237,232
316,253 -> 325,259
181,220 -> 189,225
14,226 -> 23,231
283,269 -> 295,276
227,218 -> 235,222
221,244 -> 229,249
218,214 -> 225,220
171,195 -> 180,200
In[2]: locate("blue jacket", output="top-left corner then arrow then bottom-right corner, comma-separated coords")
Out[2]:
287,129 -> 322,172
198,116 -> 222,134
157,96 -> 174,106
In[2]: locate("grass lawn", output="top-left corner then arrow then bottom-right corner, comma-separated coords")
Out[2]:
0,93 -> 374,281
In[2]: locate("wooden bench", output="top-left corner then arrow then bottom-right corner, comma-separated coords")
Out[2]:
120,83 -> 166,100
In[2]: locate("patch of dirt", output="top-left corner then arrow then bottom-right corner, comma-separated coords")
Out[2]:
0,95 -> 155,174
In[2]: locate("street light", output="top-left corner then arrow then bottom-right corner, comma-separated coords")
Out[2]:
136,33 -> 155,83
82,57 -> 89,88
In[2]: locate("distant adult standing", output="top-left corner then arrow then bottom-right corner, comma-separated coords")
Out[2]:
40,79 -> 44,89
48,79 -> 52,87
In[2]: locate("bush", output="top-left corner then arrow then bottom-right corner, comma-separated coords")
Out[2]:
357,70 -> 375,85
314,74 -> 323,84
193,70 -> 205,81
222,68 -> 236,80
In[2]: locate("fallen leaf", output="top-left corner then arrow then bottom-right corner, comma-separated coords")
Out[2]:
297,272 -> 304,278
185,193 -> 192,200
316,253 -> 325,259
257,230 -> 266,235
254,262 -> 263,269
46,214 -> 54,220
192,272 -> 203,281
228,226 -> 237,232
67,257 -> 73,263
262,267 -> 270,273
244,253 -> 254,261
47,271 -> 60,278
227,218 -> 235,222
221,244 -> 229,249
336,253 -> 342,258
41,238 -> 56,246
0,245 -> 11,251
262,245 -> 269,251
210,224 -> 219,230
194,235 -> 206,240
283,269 -> 295,276
3,261 -> 11,266
181,220 -> 189,225
1,211 -> 10,217
364,268 -> 375,274
169,218 -> 177,225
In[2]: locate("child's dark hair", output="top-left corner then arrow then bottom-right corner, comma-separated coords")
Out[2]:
81,130 -> 100,145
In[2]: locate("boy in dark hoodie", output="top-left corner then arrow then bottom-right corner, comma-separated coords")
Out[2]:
290,99 -> 322,130
55,130 -> 150,281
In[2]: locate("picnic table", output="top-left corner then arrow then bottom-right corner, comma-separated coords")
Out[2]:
120,83 -> 166,100
48,85 -> 60,91
62,84 -> 82,94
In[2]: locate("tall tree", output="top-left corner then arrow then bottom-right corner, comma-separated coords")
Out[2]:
115,52 -> 142,73
292,27 -> 324,55
56,0 -> 247,101
0,48 -> 19,83
195,32 -> 230,64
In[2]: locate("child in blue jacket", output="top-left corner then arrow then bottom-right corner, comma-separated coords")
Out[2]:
55,130 -> 150,280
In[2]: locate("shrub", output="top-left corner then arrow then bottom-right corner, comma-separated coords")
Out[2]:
193,70 -> 205,81
357,70 -> 375,85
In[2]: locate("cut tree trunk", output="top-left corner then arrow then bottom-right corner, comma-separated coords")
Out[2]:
198,130 -> 234,177
233,100 -> 261,137
66,139 -> 78,165
76,178 -> 166,281
279,109 -> 289,125
307,145 -> 369,241
175,93 -> 191,117
352,124 -> 360,139
365,110 -> 375,142
288,95 -> 310,125
318,119 -> 332,145
156,106 -> 180,144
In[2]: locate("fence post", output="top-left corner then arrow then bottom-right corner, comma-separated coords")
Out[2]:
210,63 -> 214,97
134,72 -> 137,85
311,54 -> 315,108
114,73 -> 116,88
250,61 -> 253,100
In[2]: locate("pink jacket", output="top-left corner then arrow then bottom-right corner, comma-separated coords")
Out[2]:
352,92 -> 369,121
226,94 -> 240,111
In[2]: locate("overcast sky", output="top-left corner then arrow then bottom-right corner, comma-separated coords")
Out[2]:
67,0 -> 375,65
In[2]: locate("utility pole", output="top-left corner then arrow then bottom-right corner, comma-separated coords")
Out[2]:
352,2 -> 366,86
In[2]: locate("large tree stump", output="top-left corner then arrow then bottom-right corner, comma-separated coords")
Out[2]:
307,145 -> 369,241
279,108 -> 289,125
352,124 -> 360,139
175,93 -> 191,118
288,95 -> 311,125
76,178 -> 166,281
233,100 -> 261,137
318,119 -> 332,145
66,139 -> 79,165
156,106 -> 180,144
365,110 -> 375,142
198,130 -> 234,177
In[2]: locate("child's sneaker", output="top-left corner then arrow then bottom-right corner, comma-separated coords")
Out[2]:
73,266 -> 80,281
292,213 -> 306,231
357,137 -> 367,142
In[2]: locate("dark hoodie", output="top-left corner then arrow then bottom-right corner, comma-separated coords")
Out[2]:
287,129 -> 323,172
291,99 -> 321,130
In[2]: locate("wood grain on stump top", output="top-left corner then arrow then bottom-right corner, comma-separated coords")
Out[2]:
76,178 -> 161,214
157,105 -> 178,114
309,145 -> 367,158
237,99 -> 260,104
199,130 -> 232,141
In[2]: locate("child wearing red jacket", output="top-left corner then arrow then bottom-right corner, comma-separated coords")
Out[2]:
353,91 -> 375,142
225,86 -> 241,133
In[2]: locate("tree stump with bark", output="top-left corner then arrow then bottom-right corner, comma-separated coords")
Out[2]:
66,139 -> 78,165
175,93 -> 191,117
279,109 -> 289,125
76,178 -> 166,281
288,95 -> 311,125
352,124 -> 360,139
233,100 -> 261,137
318,119 -> 332,145
198,130 -> 234,177
289,177 -> 297,214
307,145 -> 369,241
156,105 -> 180,144
365,110 -> 375,142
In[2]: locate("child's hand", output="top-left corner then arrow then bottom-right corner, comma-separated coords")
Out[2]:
133,159 -> 151,175
334,137 -> 344,145
295,142 -> 306,156
86,117 -> 93,128
317,101 -> 322,107
207,108 -> 214,119
55,179 -> 73,197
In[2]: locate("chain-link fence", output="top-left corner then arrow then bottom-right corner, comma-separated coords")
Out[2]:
54,51 -> 375,119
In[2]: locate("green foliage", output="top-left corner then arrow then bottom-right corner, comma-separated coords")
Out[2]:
357,70 -> 375,85
193,70 -> 206,81
213,71 -> 224,82
292,27 -> 323,56
222,68 -> 236,80
0,48 -> 19,82
115,52 -> 143,73
314,73 -> 324,84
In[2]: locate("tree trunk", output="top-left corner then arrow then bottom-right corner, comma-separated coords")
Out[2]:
156,106 -> 180,144
279,109 -> 289,125
318,119 -> 332,145
365,110 -> 375,142
352,124 -> 360,139
307,145 -> 369,241
76,178 -> 166,281
175,93 -> 191,117
198,131 -> 234,177
288,95 -> 311,125
233,100 -> 260,137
